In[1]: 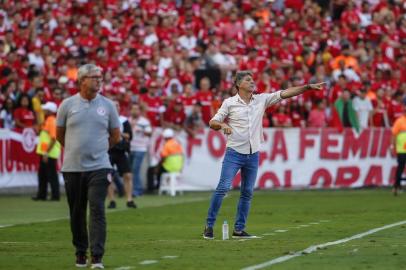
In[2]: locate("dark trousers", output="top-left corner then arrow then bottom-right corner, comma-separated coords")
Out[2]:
147,165 -> 168,191
112,169 -> 124,197
37,157 -> 59,200
63,169 -> 111,257
147,166 -> 157,192
395,154 -> 406,188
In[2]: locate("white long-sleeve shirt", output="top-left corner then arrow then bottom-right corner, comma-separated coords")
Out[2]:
129,116 -> 152,152
211,91 -> 282,154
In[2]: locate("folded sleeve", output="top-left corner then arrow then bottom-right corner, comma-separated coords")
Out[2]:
263,91 -> 282,108
210,99 -> 229,122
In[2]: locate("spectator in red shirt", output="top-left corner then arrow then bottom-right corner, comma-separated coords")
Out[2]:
388,91 -> 404,125
308,99 -> 328,128
239,48 -> 263,75
163,98 -> 186,131
195,77 -> 214,125
181,83 -> 197,116
340,1 -> 361,30
290,100 -> 306,127
371,88 -> 389,127
329,75 -> 348,103
13,93 -> 36,132
139,82 -> 164,127
51,88 -> 64,108
272,105 -> 292,128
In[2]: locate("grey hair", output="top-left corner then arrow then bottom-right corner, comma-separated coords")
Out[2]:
233,70 -> 253,91
77,64 -> 102,83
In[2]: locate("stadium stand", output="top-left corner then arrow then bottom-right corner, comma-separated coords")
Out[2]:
0,0 -> 405,131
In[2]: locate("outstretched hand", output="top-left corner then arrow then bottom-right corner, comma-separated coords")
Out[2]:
309,82 -> 326,90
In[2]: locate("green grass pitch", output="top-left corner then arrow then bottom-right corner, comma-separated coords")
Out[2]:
0,189 -> 406,270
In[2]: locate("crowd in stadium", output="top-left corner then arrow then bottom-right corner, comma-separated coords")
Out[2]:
0,0 -> 405,134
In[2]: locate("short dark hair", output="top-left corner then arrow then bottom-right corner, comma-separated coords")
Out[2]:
233,70 -> 253,91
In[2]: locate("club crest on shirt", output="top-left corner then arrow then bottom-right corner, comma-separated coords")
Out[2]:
97,106 -> 106,116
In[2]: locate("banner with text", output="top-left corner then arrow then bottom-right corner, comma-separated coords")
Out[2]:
0,128 -> 397,189
149,127 -> 397,190
0,128 -> 39,188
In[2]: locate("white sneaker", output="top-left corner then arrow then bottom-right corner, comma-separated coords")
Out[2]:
90,262 -> 104,269
75,255 -> 87,268
91,257 -> 104,269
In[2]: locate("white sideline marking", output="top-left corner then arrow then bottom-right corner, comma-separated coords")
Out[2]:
162,255 -> 178,259
298,224 -> 309,227
241,220 -> 406,270
0,217 -> 68,229
309,222 -> 320,225
262,233 -> 275,236
139,260 -> 158,265
115,267 -> 133,270
0,241 -> 39,244
274,230 -> 288,233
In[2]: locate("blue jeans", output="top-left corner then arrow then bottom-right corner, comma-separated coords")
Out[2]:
131,151 -> 146,196
206,148 -> 259,231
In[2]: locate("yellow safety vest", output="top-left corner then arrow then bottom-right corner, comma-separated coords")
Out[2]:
396,132 -> 406,154
36,116 -> 61,159
163,154 -> 183,172
161,139 -> 184,172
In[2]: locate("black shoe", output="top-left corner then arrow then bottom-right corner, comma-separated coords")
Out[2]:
232,230 -> 256,239
90,256 -> 104,269
203,226 -> 214,239
126,201 -> 137,208
107,201 -> 116,209
32,196 -> 46,201
75,254 -> 87,268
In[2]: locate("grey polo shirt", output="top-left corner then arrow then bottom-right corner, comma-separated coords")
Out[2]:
56,93 -> 120,172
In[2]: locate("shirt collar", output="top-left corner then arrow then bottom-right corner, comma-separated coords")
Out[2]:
78,93 -> 100,103
236,93 -> 255,104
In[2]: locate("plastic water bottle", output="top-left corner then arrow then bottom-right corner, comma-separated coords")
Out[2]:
222,220 -> 229,240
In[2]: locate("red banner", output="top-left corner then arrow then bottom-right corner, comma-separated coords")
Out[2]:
0,127 -> 398,189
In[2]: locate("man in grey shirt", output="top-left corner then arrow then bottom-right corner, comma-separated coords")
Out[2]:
56,64 -> 121,269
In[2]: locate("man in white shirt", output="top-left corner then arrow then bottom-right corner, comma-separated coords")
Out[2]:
203,70 -> 325,239
178,27 -> 197,52
143,24 -> 159,46
353,88 -> 373,130
129,104 -> 152,196
332,60 -> 360,82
